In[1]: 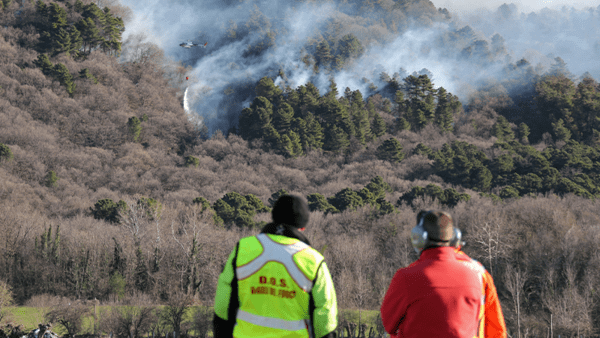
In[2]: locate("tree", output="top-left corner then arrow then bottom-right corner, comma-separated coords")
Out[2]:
45,170 -> 59,188
52,63 -> 76,95
128,116 -> 142,142
337,34 -> 364,60
323,125 -> 349,153
0,280 -> 12,324
307,193 -> 338,214
371,113 -> 386,138
133,246 -> 150,292
376,138 -> 404,163
0,144 -> 13,162
518,123 -> 530,144
328,188 -> 363,212
268,189 -> 288,207
499,186 -> 520,199
273,102 -> 294,135
492,116 -> 514,141
552,118 -> 571,142
161,292 -> 192,338
45,303 -> 90,338
315,39 -> 333,68
184,155 -> 199,168
34,54 -> 54,76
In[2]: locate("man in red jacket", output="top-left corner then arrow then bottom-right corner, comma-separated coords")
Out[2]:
381,210 -> 485,338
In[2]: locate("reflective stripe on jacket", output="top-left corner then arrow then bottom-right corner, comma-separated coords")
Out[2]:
214,231 -> 338,338
455,250 -> 507,338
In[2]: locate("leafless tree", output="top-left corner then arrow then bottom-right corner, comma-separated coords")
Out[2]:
45,302 -> 90,338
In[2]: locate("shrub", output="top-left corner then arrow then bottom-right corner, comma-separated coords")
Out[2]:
0,144 -> 13,162
184,155 -> 199,168
91,199 -> 126,223
45,170 -> 59,187
128,116 -> 142,142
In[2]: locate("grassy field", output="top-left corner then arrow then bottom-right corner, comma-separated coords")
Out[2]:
5,306 -> 380,336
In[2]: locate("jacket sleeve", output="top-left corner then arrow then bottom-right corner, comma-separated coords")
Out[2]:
483,271 -> 507,338
213,243 -> 239,338
311,261 -> 338,338
381,269 -> 407,336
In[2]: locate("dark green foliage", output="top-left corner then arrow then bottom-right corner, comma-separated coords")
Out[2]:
492,116 -> 514,142
395,117 -> 410,131
434,87 -> 461,132
323,124 -> 349,153
337,34 -> 364,60
238,96 -> 273,141
280,131 -> 303,158
91,198 -> 126,223
371,112 -> 387,138
213,192 -> 269,227
53,63 -> 76,95
45,170 -> 59,187
134,246 -> 150,292
328,188 -> 364,212
255,77 -> 283,104
79,68 -> 98,84
192,197 -> 211,211
518,122 -> 530,144
268,189 -> 288,207
128,116 -> 142,142
273,102 -> 294,134
307,193 -> 338,214
184,155 -> 199,168
315,39 -> 333,69
433,141 -> 491,191
365,176 -> 392,200
34,54 -> 54,76
376,138 -> 404,163
137,197 -> 162,219
499,186 -> 520,199
0,143 -> 13,162
551,118 -> 571,142
413,143 -> 433,158
376,198 -> 396,215
398,184 -> 471,207
36,224 -> 61,264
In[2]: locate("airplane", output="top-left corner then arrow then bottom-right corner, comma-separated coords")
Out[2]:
179,41 -> 208,48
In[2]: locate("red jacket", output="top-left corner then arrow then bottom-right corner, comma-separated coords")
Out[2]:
455,250 -> 507,338
381,247 -> 484,338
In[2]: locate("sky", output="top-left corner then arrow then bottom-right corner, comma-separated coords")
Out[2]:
429,0 -> 599,13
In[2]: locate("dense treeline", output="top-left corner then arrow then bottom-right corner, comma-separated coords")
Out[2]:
2,0 -> 600,337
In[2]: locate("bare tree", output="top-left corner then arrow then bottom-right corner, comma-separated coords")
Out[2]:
0,280 -> 12,325
45,302 -> 90,338
504,264 -> 529,338
100,305 -> 156,338
161,291 -> 192,338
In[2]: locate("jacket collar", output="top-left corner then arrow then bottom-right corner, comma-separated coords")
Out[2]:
260,223 -> 311,246
419,246 -> 456,260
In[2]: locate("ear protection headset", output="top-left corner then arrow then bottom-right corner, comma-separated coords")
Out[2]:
410,210 -> 463,254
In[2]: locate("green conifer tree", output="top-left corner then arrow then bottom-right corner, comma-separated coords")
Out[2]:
52,63 -> 76,95
376,138 -> 405,163
128,116 -> 142,142
371,112 -> 387,138
0,144 -> 13,162
323,125 -> 349,153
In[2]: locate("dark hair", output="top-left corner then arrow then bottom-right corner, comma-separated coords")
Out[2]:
272,195 -> 310,228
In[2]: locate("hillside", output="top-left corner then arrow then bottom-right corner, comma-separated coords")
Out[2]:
1,0 -> 600,337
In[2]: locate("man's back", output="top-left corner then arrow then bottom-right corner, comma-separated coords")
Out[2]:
381,247 -> 484,338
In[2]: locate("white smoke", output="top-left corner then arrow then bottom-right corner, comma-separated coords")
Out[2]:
119,0 -> 600,134
183,86 -> 190,114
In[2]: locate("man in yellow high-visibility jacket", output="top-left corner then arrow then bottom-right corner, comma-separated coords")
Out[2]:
213,195 -> 338,338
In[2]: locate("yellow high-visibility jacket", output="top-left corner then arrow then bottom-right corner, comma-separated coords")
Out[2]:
214,225 -> 338,338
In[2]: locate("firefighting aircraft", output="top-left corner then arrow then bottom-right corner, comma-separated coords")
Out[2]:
179,41 -> 208,48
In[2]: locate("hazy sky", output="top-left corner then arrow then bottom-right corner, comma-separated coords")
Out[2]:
429,0 -> 599,14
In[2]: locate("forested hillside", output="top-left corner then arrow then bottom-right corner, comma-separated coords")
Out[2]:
2,0 -> 600,337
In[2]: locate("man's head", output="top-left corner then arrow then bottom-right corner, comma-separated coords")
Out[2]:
422,210 -> 455,245
412,210 -> 456,252
272,195 -> 310,229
